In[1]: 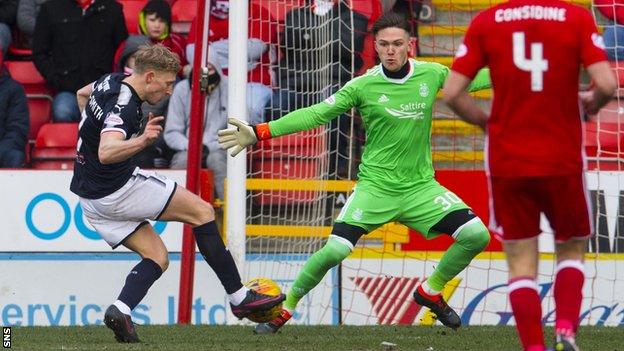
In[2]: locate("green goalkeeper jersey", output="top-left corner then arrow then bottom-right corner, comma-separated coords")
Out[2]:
268,59 -> 490,192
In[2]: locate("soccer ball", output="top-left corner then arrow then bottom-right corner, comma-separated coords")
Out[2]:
244,277 -> 283,323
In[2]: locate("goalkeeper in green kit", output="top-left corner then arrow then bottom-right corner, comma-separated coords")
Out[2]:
218,12 -> 491,332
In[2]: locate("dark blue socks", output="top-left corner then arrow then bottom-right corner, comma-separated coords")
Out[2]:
117,258 -> 163,310
193,221 -> 243,294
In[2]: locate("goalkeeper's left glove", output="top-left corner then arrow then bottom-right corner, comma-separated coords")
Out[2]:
217,118 -> 271,156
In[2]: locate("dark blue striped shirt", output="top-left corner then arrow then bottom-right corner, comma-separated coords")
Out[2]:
70,73 -> 144,199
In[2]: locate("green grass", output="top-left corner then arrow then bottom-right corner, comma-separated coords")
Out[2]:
9,325 -> 623,351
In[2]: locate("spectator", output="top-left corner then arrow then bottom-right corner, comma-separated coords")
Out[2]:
32,0 -> 127,123
186,0 -> 276,123
0,0 -> 18,56
118,36 -> 172,168
138,0 -> 188,72
16,0 -> 49,48
0,51 -> 29,168
164,52 -> 228,198
208,40 -> 270,125
266,0 -> 368,178
270,0 -> 367,110
596,0 -> 624,61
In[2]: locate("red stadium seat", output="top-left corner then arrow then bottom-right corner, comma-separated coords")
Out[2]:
119,0 -> 147,34
6,26 -> 33,59
5,60 -> 51,95
253,130 -> 325,158
251,130 -> 325,205
34,123 -> 78,148
27,97 -> 52,142
584,121 -> 624,170
7,46 -> 32,58
31,123 -> 78,170
171,0 -> 196,34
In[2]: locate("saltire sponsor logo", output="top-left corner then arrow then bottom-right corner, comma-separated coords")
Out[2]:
385,107 -> 425,120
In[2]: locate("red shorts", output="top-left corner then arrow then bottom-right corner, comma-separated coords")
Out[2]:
489,174 -> 592,242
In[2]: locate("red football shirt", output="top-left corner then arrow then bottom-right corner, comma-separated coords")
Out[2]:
451,0 -> 607,177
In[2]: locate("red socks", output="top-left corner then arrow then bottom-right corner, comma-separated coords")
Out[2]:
554,260 -> 585,335
508,277 -> 545,351
507,261 -> 584,350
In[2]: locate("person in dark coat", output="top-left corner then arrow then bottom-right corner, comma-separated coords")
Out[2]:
0,0 -> 18,55
0,51 -> 29,168
266,0 -> 368,178
32,0 -> 127,122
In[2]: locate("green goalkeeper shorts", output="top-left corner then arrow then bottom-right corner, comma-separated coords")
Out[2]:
335,179 -> 470,238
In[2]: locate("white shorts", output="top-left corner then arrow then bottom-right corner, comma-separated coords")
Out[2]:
79,168 -> 177,248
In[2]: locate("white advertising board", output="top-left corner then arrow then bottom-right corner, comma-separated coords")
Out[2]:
0,254 -> 336,326
1,171 -> 185,252
342,257 -> 624,327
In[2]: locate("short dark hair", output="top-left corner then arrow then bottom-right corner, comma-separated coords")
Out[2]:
371,12 -> 411,36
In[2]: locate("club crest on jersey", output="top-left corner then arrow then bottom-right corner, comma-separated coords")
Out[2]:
592,33 -> 605,50
352,208 -> 363,221
104,113 -> 123,127
455,44 -> 467,58
419,83 -> 430,97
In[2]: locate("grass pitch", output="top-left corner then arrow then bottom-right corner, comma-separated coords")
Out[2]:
10,325 -> 623,351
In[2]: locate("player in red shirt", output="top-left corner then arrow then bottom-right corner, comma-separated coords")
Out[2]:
442,1 -> 617,350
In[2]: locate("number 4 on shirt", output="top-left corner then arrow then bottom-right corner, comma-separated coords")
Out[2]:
513,31 -> 549,92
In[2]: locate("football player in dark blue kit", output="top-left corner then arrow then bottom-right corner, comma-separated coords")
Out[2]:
70,44 -> 284,343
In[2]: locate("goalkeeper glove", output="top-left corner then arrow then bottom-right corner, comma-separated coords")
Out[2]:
217,118 -> 271,156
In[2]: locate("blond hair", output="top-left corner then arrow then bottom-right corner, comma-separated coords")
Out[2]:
133,44 -> 181,74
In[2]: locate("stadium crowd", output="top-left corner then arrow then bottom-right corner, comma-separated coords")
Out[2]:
0,0 -> 426,197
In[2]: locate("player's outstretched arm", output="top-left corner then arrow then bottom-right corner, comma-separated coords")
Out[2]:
218,84 -> 358,157
218,118 -> 270,157
442,70 -> 488,130
99,115 -> 164,164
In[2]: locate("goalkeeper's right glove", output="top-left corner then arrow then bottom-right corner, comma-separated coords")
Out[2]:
217,118 -> 272,156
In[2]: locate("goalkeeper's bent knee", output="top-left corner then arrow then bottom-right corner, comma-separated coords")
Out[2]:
311,235 -> 353,269
455,218 -> 490,253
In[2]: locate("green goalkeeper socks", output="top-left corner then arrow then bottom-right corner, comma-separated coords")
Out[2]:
426,219 -> 490,292
284,236 -> 352,311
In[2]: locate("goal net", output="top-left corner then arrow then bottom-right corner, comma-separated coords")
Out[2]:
225,0 -> 624,327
